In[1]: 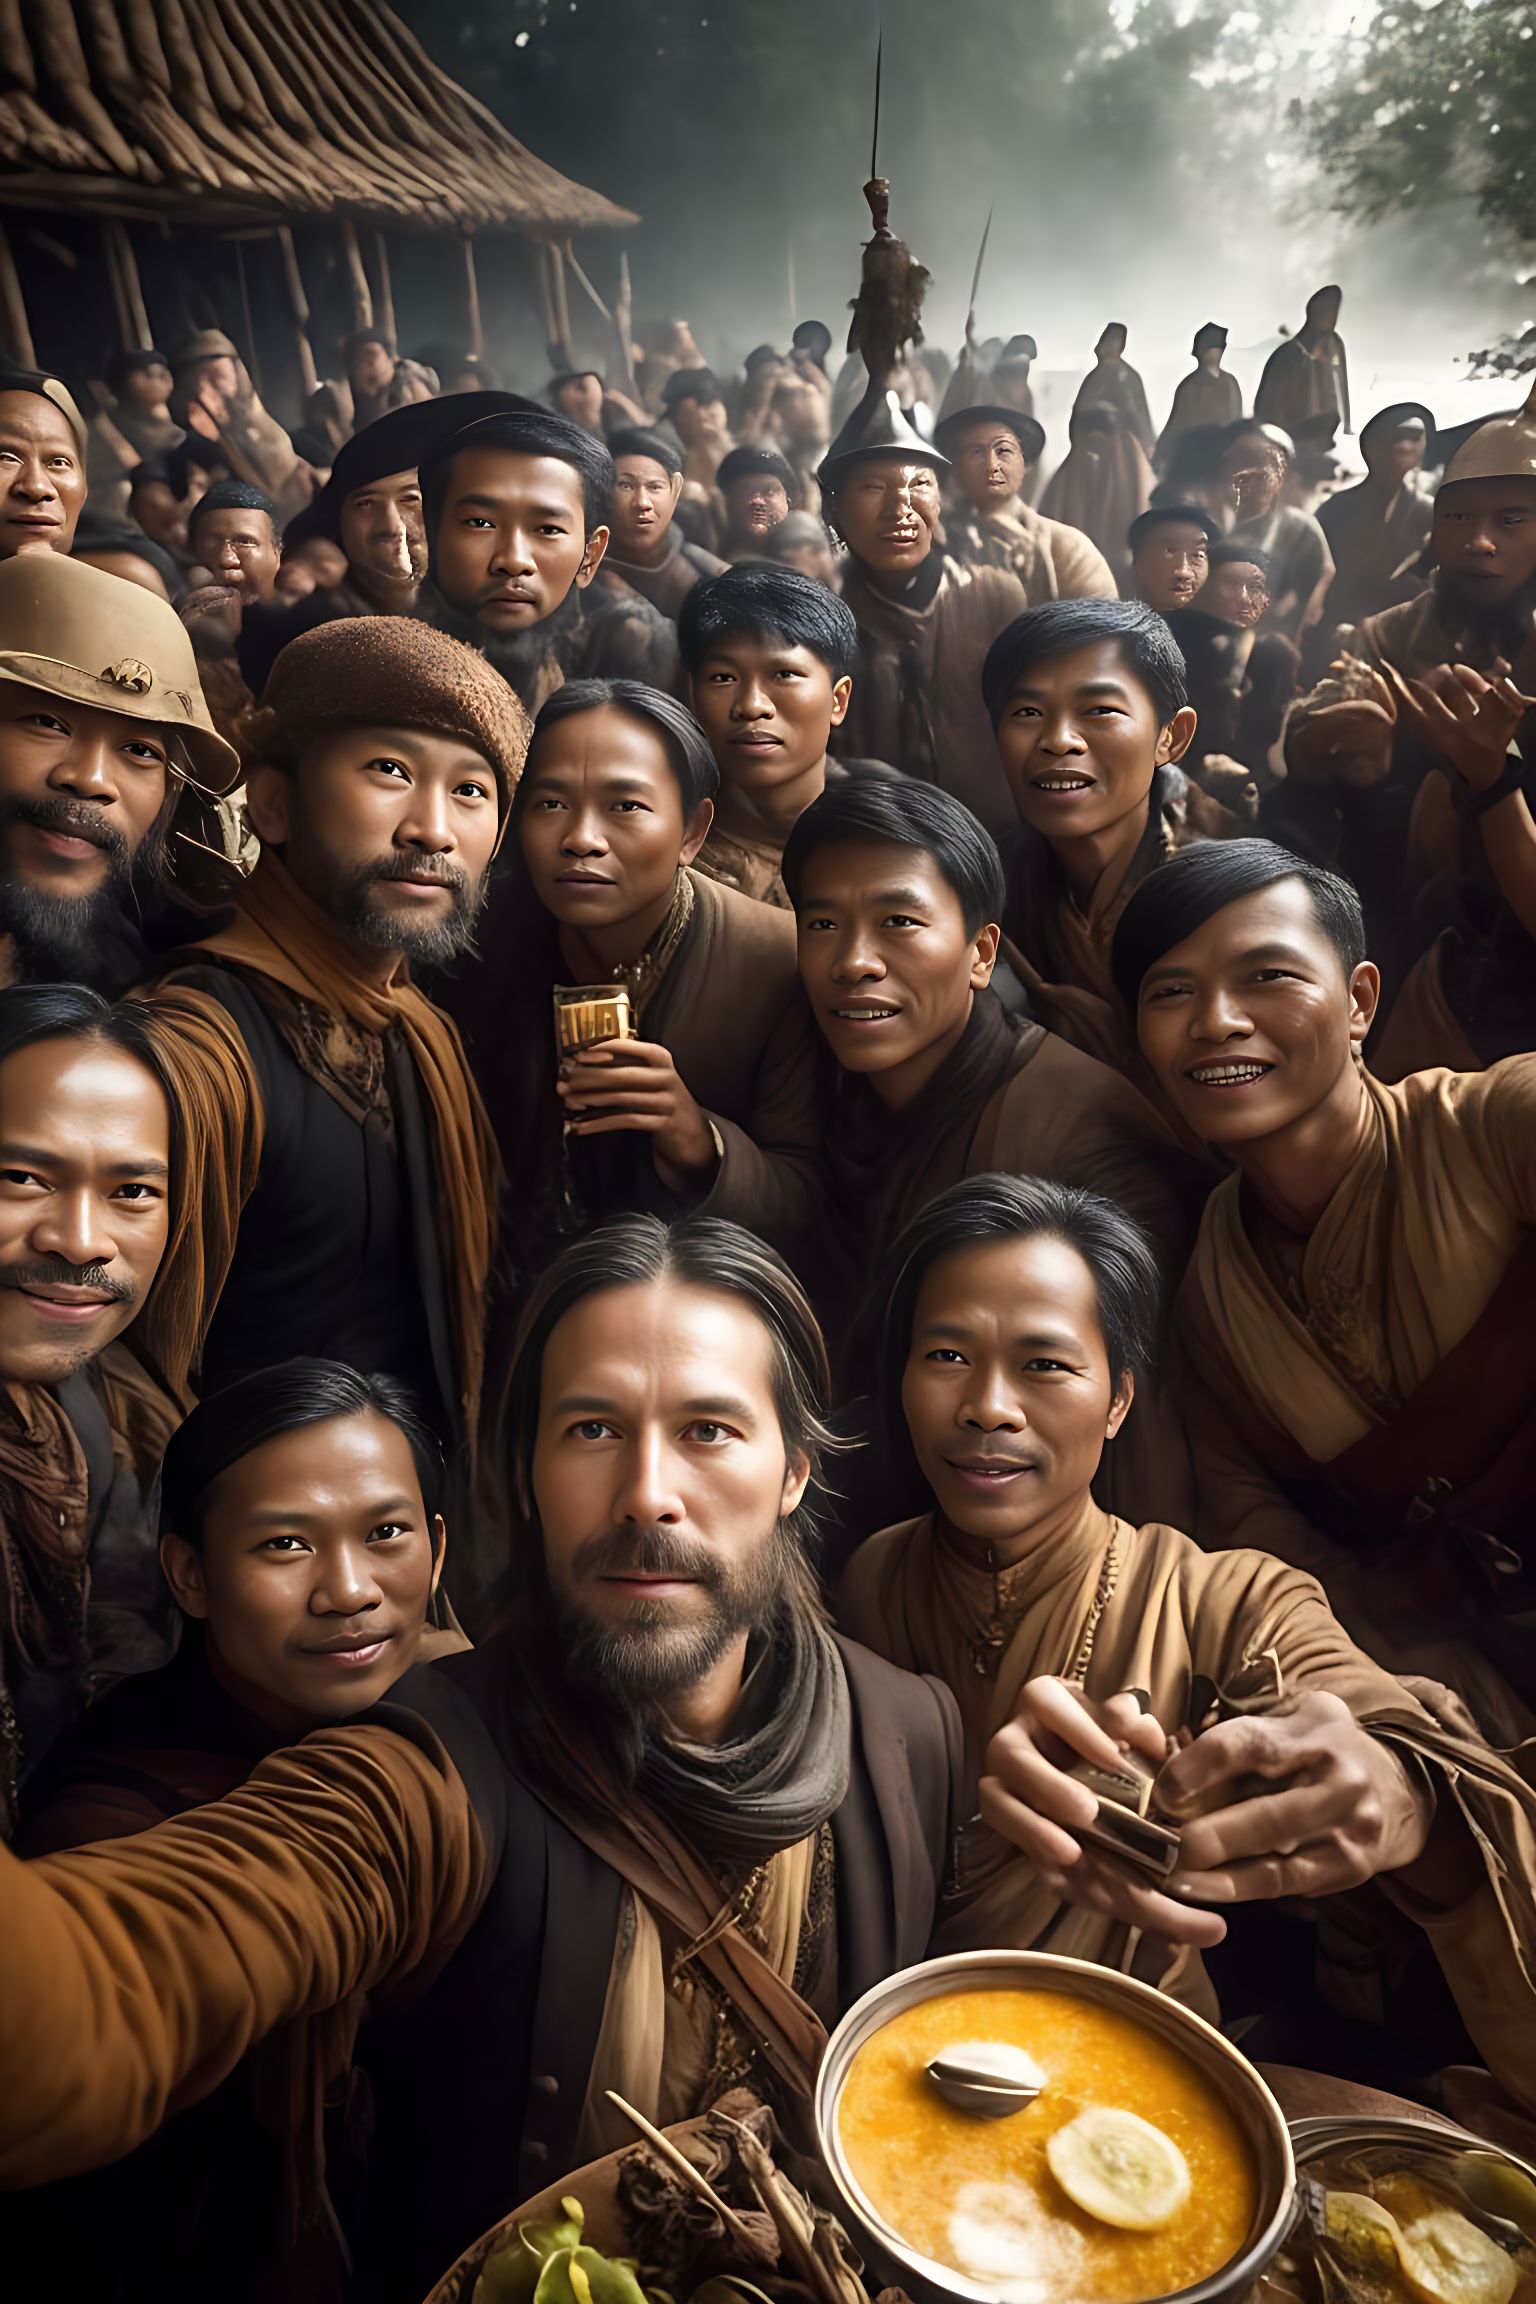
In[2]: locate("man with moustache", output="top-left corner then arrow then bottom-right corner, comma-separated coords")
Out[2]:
934,404 -> 1117,602
594,429 -> 725,621
0,552 -> 240,993
142,618 -> 528,1592
0,1214 -> 969,2304
1113,838 -> 1536,1736
415,401 -> 675,711
0,366 -> 89,562
836,1172 -> 1536,2097
714,446 -> 796,562
184,481 -> 281,607
1127,503 -> 1217,617
0,981 -> 255,1832
820,390 -> 1027,838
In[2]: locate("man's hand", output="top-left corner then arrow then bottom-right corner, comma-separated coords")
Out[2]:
1386,659 -> 1536,795
1156,1691 -> 1433,1906
558,1040 -> 719,1193
1284,661 -> 1397,791
980,1678 -> 1227,1949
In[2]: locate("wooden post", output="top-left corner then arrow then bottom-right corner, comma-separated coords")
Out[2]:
105,222 -> 152,348
549,239 -> 575,374
101,221 -> 133,349
277,225 -> 318,396
234,239 -> 262,394
372,230 -> 396,346
340,217 -> 372,329
462,232 -> 483,360
0,227 -> 36,367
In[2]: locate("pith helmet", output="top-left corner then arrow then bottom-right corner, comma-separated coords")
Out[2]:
1442,378 -> 1536,488
0,554 -> 239,794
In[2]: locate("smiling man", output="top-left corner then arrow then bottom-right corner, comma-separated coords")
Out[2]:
416,402 -> 675,710
1113,837 -> 1536,1733
835,1170 -> 1536,2094
934,403 -> 1117,603
142,617 -> 528,1599
0,366 -> 88,562
184,480 -> 280,605
0,551 -> 239,991
594,427 -> 726,620
0,981 -> 254,1832
819,388 -> 1027,837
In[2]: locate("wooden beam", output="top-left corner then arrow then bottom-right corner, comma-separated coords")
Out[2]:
462,232 -> 483,360
0,227 -> 35,367
372,230 -> 396,345
341,217 -> 372,329
277,225 -> 318,397
105,221 -> 153,348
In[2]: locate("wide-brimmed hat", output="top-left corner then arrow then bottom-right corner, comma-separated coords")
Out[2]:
933,402 -> 1046,468
0,554 -> 239,793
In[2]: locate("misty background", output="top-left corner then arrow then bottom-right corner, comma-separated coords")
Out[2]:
391,0 -> 1529,467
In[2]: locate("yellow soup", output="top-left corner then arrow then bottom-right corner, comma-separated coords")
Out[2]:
836,1987 -> 1258,2304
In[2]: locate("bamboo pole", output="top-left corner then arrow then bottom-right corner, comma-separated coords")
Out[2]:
105,222 -> 152,348
234,239 -> 262,394
100,221 -> 134,350
276,224 -> 318,397
462,232 -> 483,360
549,239 -> 575,373
0,228 -> 36,368
372,230 -> 396,346
340,217 -> 372,329
536,238 -> 560,364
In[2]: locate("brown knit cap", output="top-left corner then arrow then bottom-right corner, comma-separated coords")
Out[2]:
250,614 -> 530,812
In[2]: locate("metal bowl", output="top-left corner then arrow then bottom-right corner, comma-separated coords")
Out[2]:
814,1949 -> 1296,2304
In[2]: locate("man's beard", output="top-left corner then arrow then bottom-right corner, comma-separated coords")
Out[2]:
329,849 -> 487,970
415,577 -> 584,709
552,1518 -> 796,1708
1434,567 -> 1536,655
0,796 -> 165,990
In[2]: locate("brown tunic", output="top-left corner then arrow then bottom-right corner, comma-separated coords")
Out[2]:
945,496 -> 1118,602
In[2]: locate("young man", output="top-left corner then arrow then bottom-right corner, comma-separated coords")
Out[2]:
0,551 -> 239,992
1127,502 -> 1217,615
87,350 -> 181,522
185,480 -> 281,605
142,615 -> 528,1601
0,982 -> 254,1831
1255,285 -> 1351,438
983,599 -> 1202,1072
1154,323 -> 1243,470
782,775 -> 1202,1537
1198,535 -> 1273,629
1113,838 -> 1536,1733
0,1214 -> 968,2304
660,365 -> 734,492
837,1172 -> 1536,2094
0,366 -> 88,561
681,564 -> 859,906
819,388 -> 1027,837
448,679 -> 820,1270
934,404 -> 1117,602
715,445 -> 795,560
1071,324 -> 1156,459
1316,403 -> 1435,633
415,401 -> 676,709
595,427 -> 726,620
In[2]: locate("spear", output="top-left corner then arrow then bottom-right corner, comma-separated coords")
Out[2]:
965,204 -> 993,353
870,27 -> 882,184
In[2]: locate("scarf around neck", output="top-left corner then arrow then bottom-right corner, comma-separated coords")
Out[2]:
185,852 -> 500,1432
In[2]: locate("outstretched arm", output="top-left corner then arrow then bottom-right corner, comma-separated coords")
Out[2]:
0,1717 -> 488,2185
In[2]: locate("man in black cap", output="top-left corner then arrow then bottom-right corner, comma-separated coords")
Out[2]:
1127,501 -> 1218,617
1317,403 -> 1436,631
715,445 -> 796,561
590,428 -> 726,621
1155,325 -> 1243,469
819,388 -> 1026,836
935,405 -> 1116,601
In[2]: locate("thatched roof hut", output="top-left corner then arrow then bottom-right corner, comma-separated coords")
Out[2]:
0,0 -> 634,388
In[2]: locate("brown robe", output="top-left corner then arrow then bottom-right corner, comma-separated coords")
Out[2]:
945,496 -> 1118,602
1038,430 -> 1154,587
835,1503 -> 1536,2116
593,534 -> 727,623
1154,366 -> 1244,468
835,554 -> 1028,838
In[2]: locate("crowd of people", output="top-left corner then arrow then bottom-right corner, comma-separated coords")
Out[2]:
0,263 -> 1531,2302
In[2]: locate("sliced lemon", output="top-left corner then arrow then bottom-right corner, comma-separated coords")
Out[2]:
1395,2210 -> 1519,2304
1045,2106 -> 1192,2232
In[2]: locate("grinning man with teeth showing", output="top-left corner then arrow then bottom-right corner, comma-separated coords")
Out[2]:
138,618 -> 529,1602
1114,837 -> 1536,1739
984,599 -> 1213,1082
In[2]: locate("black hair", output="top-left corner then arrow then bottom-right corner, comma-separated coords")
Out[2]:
343,328 -> 395,361
981,599 -> 1189,730
678,563 -> 858,681
1128,502 -> 1218,554
1206,536 -> 1274,582
420,408 -> 614,537
519,677 -> 720,817
716,445 -> 796,497
781,777 -> 1004,937
106,348 -> 171,395
187,478 -> 279,542
607,426 -> 683,479
661,366 -> 723,409
160,1359 -> 445,1549
1110,836 -> 1367,1013
877,1172 -> 1162,1442
504,1212 -> 835,1572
